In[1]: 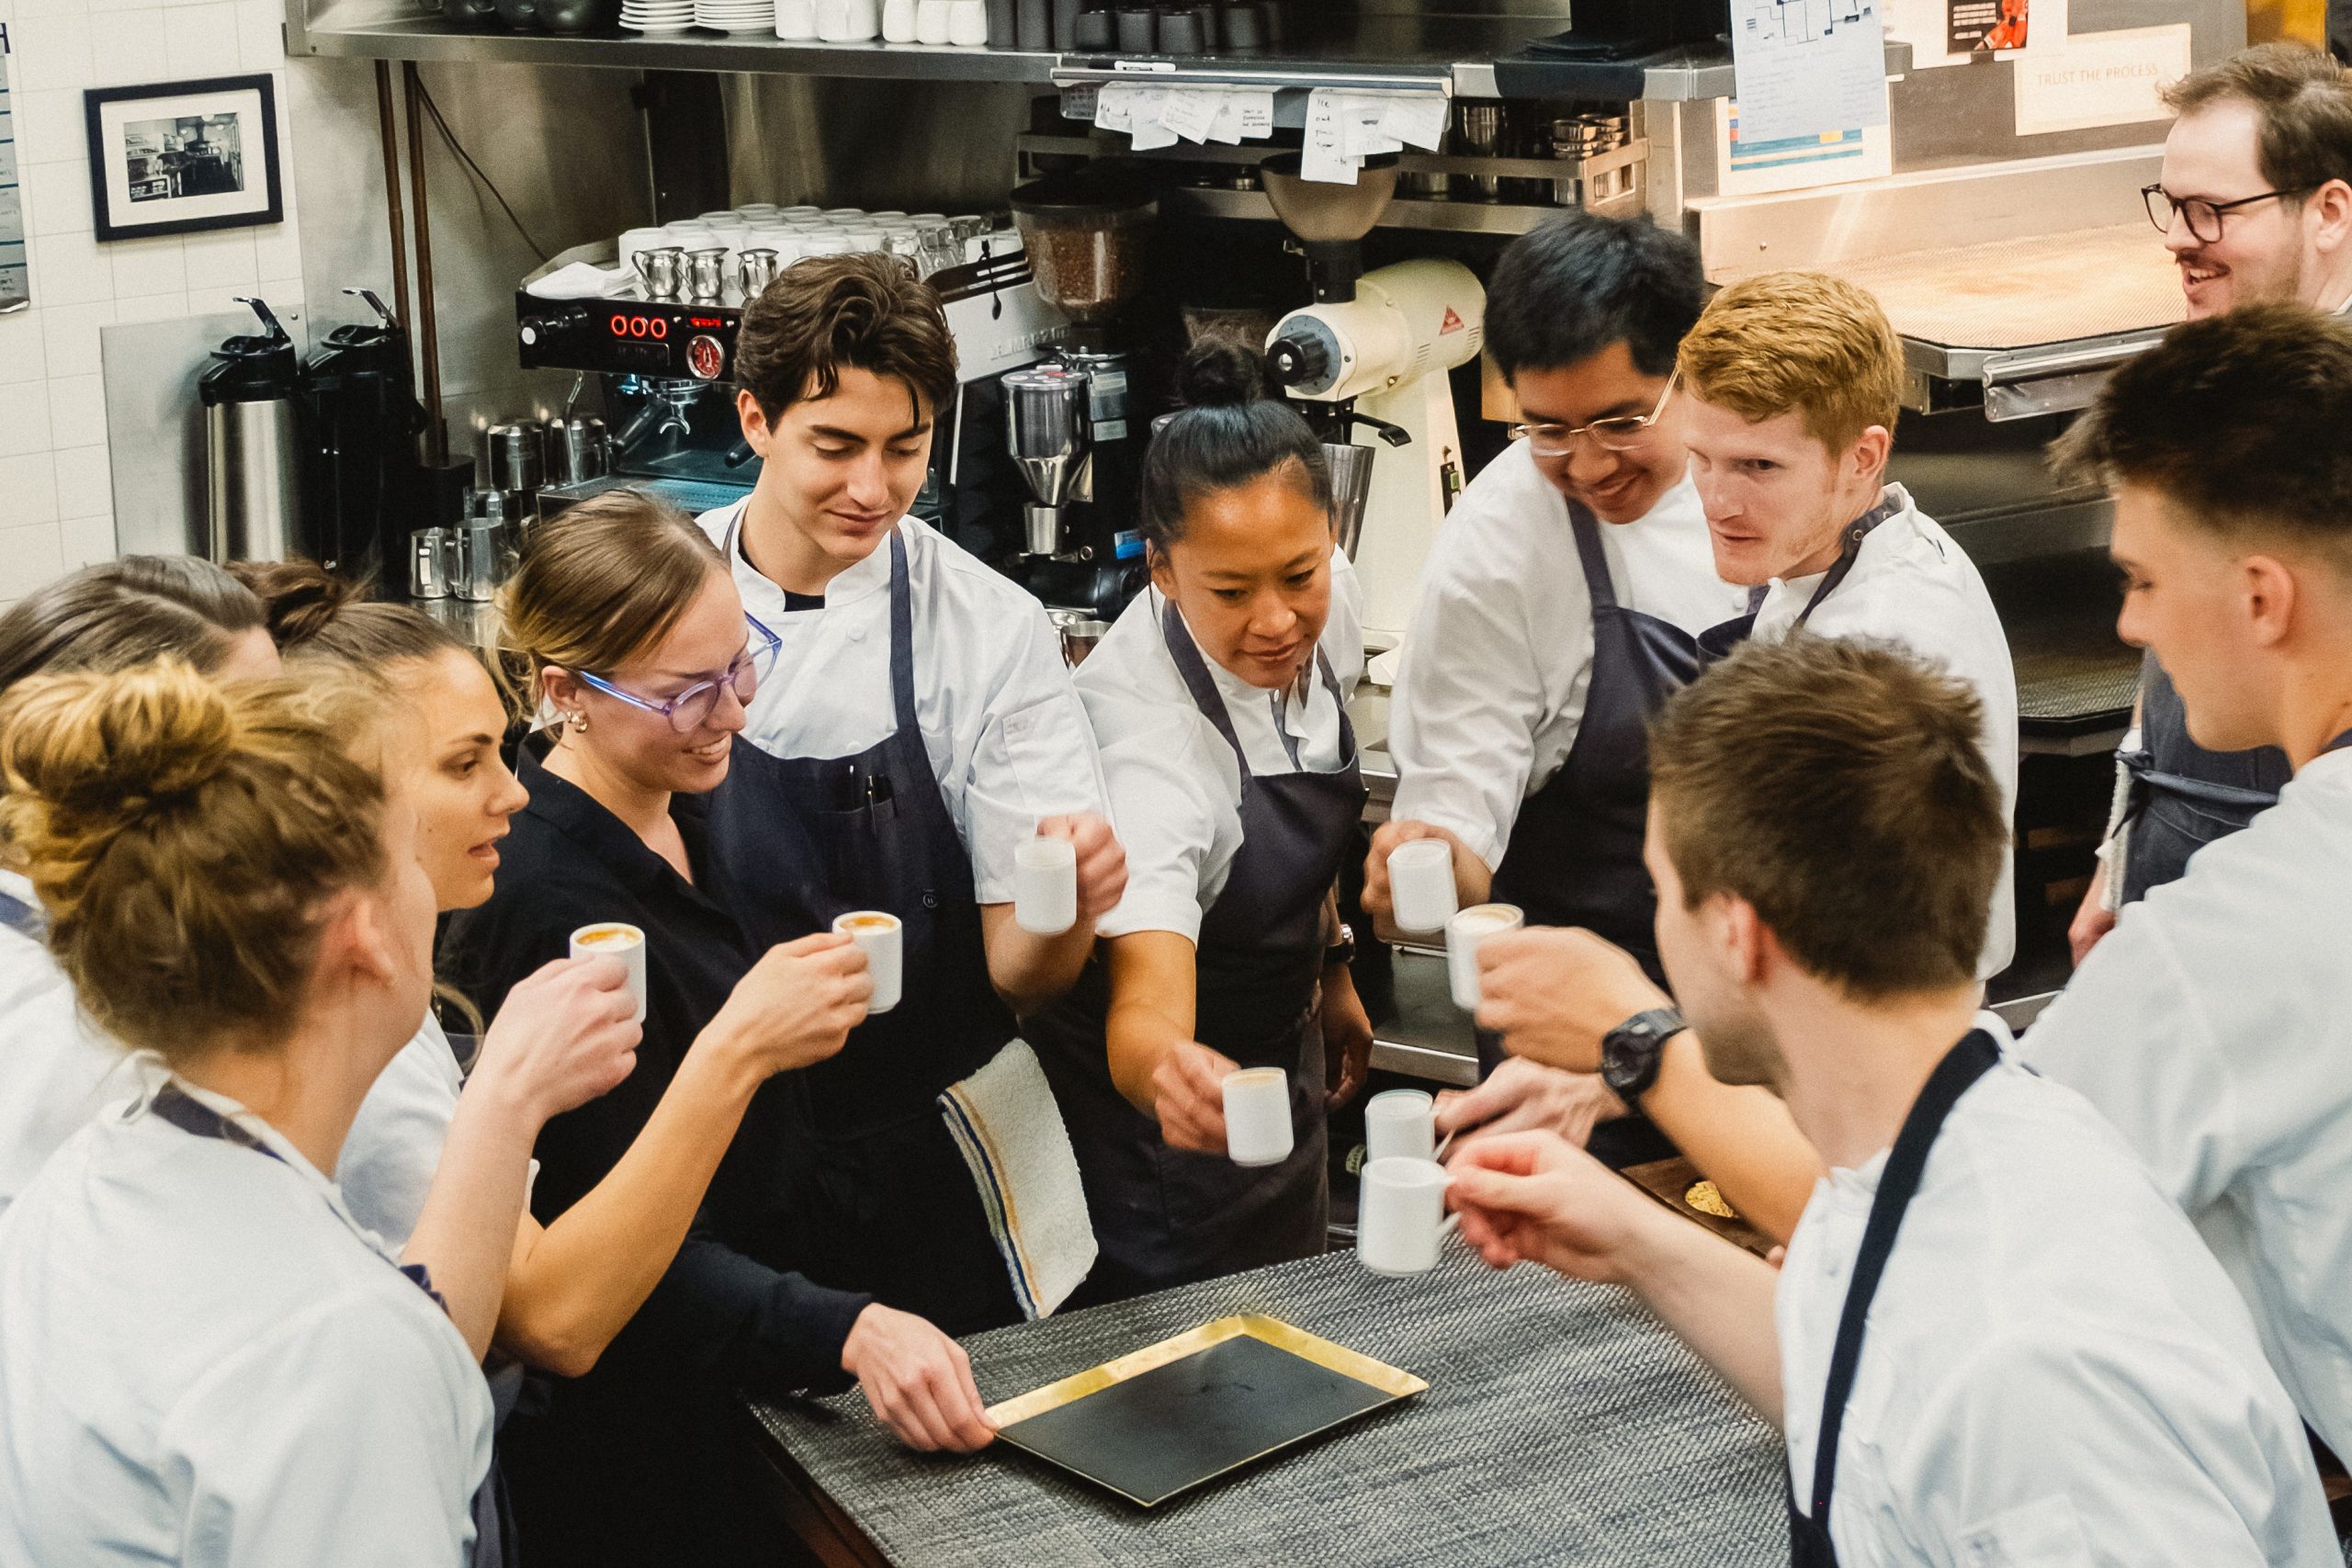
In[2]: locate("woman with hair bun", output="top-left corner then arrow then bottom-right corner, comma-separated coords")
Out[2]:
0,661 -> 492,1564
0,557 -> 278,1215
1028,341 -> 1371,1301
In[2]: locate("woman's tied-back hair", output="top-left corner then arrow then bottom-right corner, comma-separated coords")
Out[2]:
500,489 -> 727,728
0,660 -> 392,1060
0,557 -> 264,693
230,557 -> 470,667
1138,340 -> 1332,552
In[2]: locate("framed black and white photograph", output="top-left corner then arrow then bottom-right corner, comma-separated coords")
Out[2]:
84,75 -> 283,244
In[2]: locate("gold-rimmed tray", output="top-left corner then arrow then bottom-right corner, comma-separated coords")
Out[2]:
986,1314 -> 1426,1507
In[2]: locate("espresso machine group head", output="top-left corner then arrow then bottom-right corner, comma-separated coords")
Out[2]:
1258,152 -> 1487,644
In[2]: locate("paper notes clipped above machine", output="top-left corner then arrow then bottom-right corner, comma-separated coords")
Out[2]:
1301,88 -> 1449,185
1093,81 -> 1274,150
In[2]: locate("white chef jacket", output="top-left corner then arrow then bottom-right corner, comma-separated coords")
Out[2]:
1388,446 -> 1743,868
1080,547 -> 1364,945
2019,745 -> 2352,1464
1747,485 -> 2019,977
0,1080 -> 492,1568
340,1014 -> 466,1250
1779,1040 -> 2335,1568
0,867 -> 153,1216
700,504 -> 1110,905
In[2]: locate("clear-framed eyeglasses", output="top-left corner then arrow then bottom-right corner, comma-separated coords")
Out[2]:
1509,370 -> 1679,459
571,613 -> 782,733
2142,182 -> 2316,245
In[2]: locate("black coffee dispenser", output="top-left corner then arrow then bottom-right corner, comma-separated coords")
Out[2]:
302,288 -> 430,588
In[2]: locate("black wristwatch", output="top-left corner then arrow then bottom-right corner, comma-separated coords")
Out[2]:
1323,920 -> 1358,970
1600,1008 -> 1687,1112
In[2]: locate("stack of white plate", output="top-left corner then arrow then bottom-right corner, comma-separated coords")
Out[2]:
695,0 -> 773,29
619,0 -> 695,28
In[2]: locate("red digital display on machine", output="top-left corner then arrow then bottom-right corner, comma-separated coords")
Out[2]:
606,313 -> 670,340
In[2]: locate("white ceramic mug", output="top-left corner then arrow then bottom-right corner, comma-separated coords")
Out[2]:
1222,1066 -> 1293,1168
1446,902 -> 1523,1012
912,0 -> 950,40
571,921 -> 648,1024
831,910 -> 901,1013
880,0 -> 915,37
945,0 -> 987,42
1013,836 -> 1079,935
1357,1156 -> 1457,1276
1364,1088 -> 1436,1165
1386,838 -> 1459,934
775,0 -> 817,35
815,0 -> 876,38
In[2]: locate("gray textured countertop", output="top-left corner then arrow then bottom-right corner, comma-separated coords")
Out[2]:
749,1247 -> 1786,1567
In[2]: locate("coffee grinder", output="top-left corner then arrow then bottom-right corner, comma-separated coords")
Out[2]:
999,170 -> 1157,617
1259,152 -> 1487,643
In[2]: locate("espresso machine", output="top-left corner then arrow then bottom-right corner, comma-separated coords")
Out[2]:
1260,154 -> 1487,644
995,173 -> 1158,618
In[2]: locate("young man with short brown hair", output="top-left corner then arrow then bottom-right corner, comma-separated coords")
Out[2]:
1449,635 -> 2335,1567
1469,304 -> 2352,1472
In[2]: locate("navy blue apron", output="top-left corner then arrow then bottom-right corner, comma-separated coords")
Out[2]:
147,1083 -> 513,1568
1786,1029 -> 2001,1567
703,525 -> 1023,1337
1481,492 -> 1895,1078
2117,657 -> 2290,905
0,886 -> 44,940
1031,599 -> 1367,1302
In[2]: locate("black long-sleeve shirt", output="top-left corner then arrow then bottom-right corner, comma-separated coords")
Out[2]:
438,749 -> 868,1568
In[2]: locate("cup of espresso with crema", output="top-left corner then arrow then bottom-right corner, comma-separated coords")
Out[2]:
570,922 -> 648,1024
1446,902 -> 1523,1012
831,910 -> 902,1014
1222,1066 -> 1293,1167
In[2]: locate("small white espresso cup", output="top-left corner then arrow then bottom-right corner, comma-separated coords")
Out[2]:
1012,836 -> 1079,935
1222,1066 -> 1294,1167
1446,902 -> 1524,1012
831,910 -> 902,1014
1386,838 -> 1459,934
1364,1088 -> 1436,1165
571,921 -> 648,1024
1358,1156 -> 1457,1275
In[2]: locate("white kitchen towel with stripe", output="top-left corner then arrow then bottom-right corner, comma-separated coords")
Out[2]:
938,1039 -> 1097,1320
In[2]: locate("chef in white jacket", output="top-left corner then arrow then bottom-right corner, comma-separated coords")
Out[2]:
1447,636 -> 2335,1568
1439,270 -> 2017,1163
0,557 -> 279,1215
0,663 -> 491,1567
695,254 -> 1124,1333
1458,306 -> 2352,1467
1368,212 -> 1743,998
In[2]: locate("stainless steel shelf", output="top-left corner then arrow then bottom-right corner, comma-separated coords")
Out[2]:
295,17 -> 1064,79
290,10 -> 1577,93
1162,186 -> 1557,235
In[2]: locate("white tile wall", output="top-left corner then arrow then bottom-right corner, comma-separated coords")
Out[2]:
0,0 -> 308,597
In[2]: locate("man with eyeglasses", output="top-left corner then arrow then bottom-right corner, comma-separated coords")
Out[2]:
2070,42 -> 2352,964
1365,214 -> 1746,1102
1433,269 -> 2018,1185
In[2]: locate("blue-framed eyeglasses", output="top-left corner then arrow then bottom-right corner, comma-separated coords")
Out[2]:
572,614 -> 781,734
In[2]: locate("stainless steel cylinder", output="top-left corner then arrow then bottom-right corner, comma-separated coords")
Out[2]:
1023,502 -> 1066,557
205,398 -> 304,562
1323,442 -> 1376,561
738,248 -> 783,295
456,521 -> 502,602
410,527 -> 451,598
640,246 -> 686,299
551,416 -> 608,485
488,423 -> 545,495
686,247 -> 728,302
